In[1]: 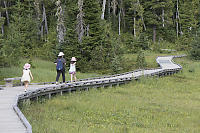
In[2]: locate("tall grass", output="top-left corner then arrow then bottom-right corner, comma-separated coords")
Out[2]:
21,57 -> 200,133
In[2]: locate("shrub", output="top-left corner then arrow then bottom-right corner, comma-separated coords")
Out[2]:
136,50 -> 147,69
190,37 -> 200,60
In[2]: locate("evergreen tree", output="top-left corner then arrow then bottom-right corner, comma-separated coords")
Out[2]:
10,0 -> 38,56
81,0 -> 105,70
124,0 -> 144,37
141,0 -> 174,43
63,0 -> 79,62
190,28 -> 200,60
136,50 -> 146,69
178,0 -> 198,37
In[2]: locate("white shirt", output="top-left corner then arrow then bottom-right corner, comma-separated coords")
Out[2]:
69,63 -> 76,72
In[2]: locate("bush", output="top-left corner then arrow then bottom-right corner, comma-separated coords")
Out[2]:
136,50 -> 147,69
190,37 -> 200,60
121,33 -> 149,54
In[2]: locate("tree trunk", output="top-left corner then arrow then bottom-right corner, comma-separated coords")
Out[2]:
176,13 -> 179,38
0,12 -> 4,35
133,16 -> 136,37
43,4 -> 48,35
137,0 -> 146,31
133,10 -> 136,37
56,0 -> 66,44
77,0 -> 85,43
162,8 -> 165,27
101,0 -> 106,20
34,0 -> 41,37
141,16 -> 146,31
121,0 -> 126,30
176,0 -> 183,36
40,4 -> 48,37
118,10 -> 121,35
4,1 -> 9,25
108,0 -> 111,19
86,24 -> 89,36
153,25 -> 156,43
112,0 -> 117,16
111,0 -> 118,26
176,0 -> 179,38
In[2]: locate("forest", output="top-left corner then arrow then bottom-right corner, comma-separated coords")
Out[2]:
0,0 -> 200,73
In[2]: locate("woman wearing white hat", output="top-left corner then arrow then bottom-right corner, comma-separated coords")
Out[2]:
55,52 -> 66,84
69,57 -> 77,82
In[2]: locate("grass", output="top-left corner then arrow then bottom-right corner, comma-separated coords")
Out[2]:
0,58 -> 101,84
121,50 -> 185,72
20,56 -> 200,133
0,51 -> 181,84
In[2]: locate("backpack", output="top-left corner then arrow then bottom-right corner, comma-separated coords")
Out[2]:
56,59 -> 63,70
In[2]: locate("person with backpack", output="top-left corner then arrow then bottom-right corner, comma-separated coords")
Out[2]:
55,52 -> 66,84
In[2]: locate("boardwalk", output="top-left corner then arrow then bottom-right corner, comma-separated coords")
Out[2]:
0,55 -> 184,133
0,85 -> 56,133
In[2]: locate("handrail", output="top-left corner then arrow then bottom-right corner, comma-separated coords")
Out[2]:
13,96 -> 32,133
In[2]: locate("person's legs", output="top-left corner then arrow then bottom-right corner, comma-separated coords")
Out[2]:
73,73 -> 77,82
61,69 -> 65,83
24,81 -> 28,91
56,70 -> 61,84
70,74 -> 73,82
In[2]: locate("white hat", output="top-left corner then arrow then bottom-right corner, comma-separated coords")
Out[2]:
58,52 -> 64,56
23,63 -> 31,69
71,57 -> 77,61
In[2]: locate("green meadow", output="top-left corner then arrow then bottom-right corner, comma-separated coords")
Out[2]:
0,58 -> 101,84
0,50 -> 184,84
19,56 -> 200,133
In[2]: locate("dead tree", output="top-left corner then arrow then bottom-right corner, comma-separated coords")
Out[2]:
76,0 -> 85,43
0,12 -> 4,35
119,10 -> 121,35
101,0 -> 106,20
34,0 -> 41,37
4,1 -> 9,26
55,0 -> 66,44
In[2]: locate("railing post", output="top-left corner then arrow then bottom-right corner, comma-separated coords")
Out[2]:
48,93 -> 51,99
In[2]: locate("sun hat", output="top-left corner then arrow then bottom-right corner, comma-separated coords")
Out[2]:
58,52 -> 64,57
71,57 -> 77,61
24,63 -> 31,69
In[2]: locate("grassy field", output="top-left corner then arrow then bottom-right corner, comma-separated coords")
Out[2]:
0,58 -> 101,84
0,50 -> 184,84
20,56 -> 200,133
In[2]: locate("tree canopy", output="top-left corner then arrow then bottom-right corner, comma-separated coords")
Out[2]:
0,0 -> 200,72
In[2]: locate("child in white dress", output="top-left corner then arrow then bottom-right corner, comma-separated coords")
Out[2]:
69,57 -> 77,82
21,63 -> 33,92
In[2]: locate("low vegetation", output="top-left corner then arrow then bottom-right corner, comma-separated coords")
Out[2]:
0,51 -> 183,84
0,58 -> 102,84
20,56 -> 200,133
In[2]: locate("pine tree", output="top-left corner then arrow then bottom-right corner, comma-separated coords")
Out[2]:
81,0 -> 105,70
141,0 -> 174,43
190,27 -> 200,60
124,0 -> 144,37
173,0 -> 199,49
136,50 -> 146,69
178,0 -> 198,37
